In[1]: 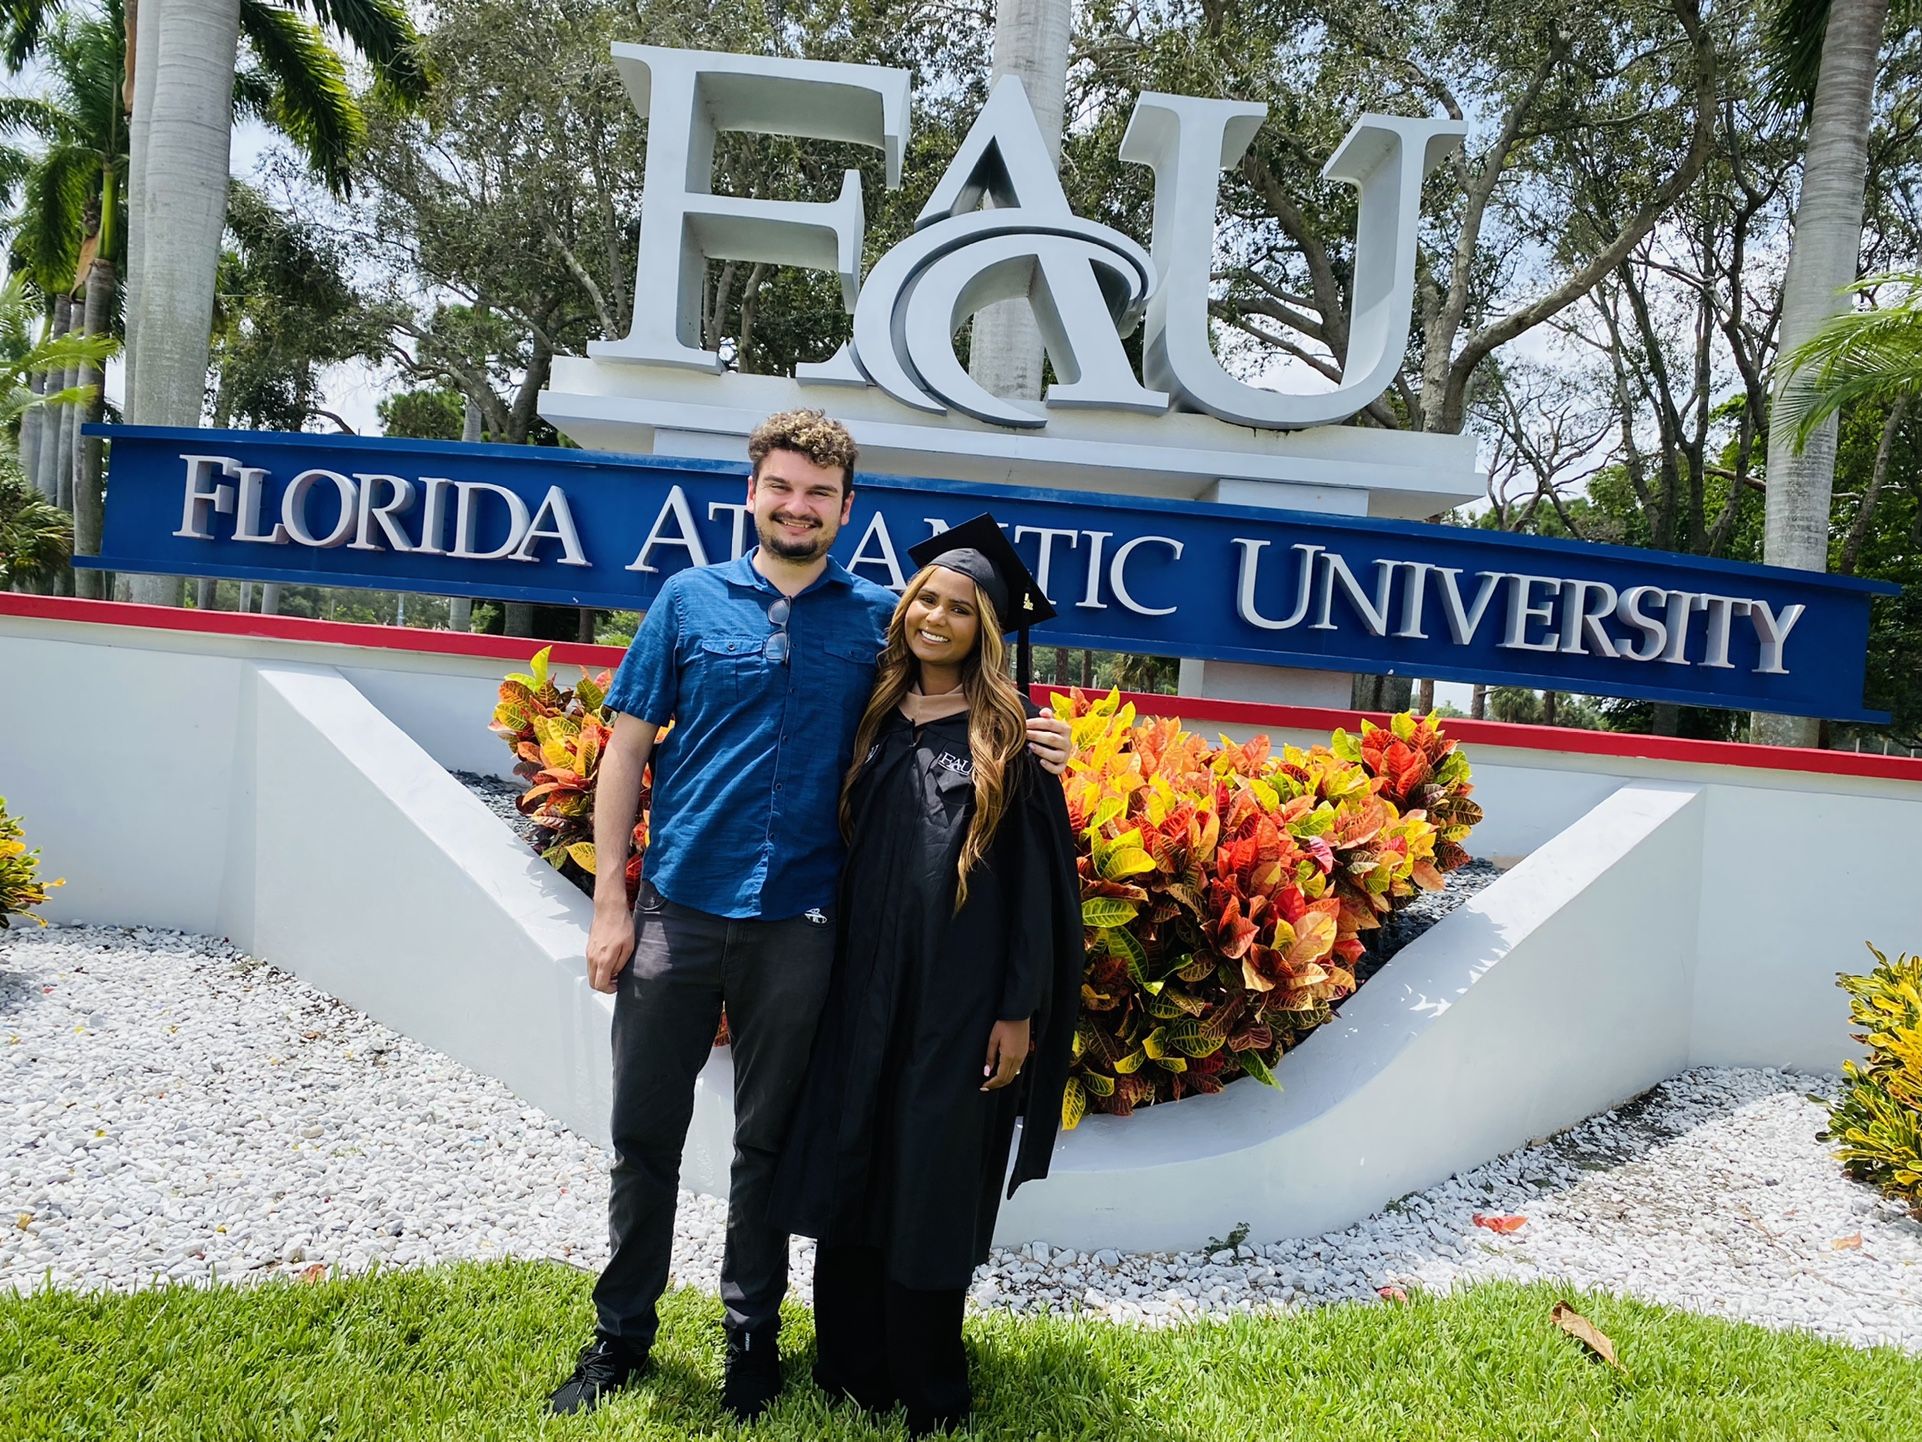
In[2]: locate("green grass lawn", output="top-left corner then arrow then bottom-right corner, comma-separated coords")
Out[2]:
3,1260 -> 1918,1441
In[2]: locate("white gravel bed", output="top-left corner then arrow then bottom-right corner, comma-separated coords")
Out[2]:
5,923 -> 1919,1355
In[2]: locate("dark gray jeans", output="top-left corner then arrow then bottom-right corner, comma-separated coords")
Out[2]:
591,885 -> 836,1349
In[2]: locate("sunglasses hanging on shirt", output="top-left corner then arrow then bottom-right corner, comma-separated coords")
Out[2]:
764,595 -> 791,666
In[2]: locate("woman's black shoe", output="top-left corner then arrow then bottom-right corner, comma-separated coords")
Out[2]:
906,1407 -> 967,1438
811,1361 -> 895,1414
547,1335 -> 646,1415
721,1328 -> 783,1421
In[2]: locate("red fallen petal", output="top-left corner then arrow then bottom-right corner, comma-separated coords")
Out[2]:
1471,1212 -> 1528,1234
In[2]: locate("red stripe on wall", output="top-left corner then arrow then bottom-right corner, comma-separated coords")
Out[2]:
7,593 -> 1920,784
0,593 -> 627,671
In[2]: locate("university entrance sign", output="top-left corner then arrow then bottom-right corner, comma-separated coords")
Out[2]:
80,46 -> 1899,721
84,428 -> 1894,722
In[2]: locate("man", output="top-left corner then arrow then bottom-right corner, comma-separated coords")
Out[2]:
548,409 -> 1071,1420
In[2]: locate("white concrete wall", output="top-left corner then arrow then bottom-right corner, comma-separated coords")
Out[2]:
1690,784 -> 1922,1072
0,632 -> 244,933
245,663 -> 619,1143
6,609 -> 1920,1249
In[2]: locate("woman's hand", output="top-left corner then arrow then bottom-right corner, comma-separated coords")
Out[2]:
982,1017 -> 1032,1091
1024,714 -> 1072,775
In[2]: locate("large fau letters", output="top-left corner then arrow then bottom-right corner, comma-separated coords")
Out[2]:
589,46 -> 1467,433
848,76 -> 1166,427
590,47 -> 911,374
1121,97 -> 1464,428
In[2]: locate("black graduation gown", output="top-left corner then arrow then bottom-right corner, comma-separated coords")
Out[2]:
771,708 -> 1083,1291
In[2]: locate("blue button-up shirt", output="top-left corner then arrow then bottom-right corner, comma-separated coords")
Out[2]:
605,550 -> 897,919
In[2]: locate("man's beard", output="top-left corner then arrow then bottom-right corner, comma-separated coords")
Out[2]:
758,512 -> 832,561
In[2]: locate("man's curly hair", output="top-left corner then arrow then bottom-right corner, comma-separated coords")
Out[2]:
746,409 -> 858,491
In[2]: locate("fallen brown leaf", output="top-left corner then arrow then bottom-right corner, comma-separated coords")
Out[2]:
1831,1232 -> 1863,1250
1551,1301 -> 1622,1371
1472,1212 -> 1528,1234
298,1263 -> 327,1284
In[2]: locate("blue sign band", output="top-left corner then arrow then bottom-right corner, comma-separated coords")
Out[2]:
83,425 -> 1896,722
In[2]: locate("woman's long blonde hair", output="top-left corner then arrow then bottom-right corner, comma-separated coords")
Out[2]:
840,564 -> 1031,910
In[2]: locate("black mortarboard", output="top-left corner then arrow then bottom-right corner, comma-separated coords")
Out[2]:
907,513 -> 1056,688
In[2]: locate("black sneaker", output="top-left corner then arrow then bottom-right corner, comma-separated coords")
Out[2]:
721,1328 -> 783,1422
547,1335 -> 646,1415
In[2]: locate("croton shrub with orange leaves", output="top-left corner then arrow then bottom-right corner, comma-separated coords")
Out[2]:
489,646 -> 650,902
1056,690 -> 1481,1129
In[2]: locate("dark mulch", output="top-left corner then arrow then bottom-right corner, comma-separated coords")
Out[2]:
1351,858 -> 1503,989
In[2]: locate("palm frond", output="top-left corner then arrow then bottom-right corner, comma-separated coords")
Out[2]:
0,272 -> 112,387
0,95 -> 88,145
0,0 -> 62,70
0,467 -> 74,588
42,9 -> 126,149
299,0 -> 430,105
1775,271 -> 1922,448
0,142 -> 36,215
14,143 -> 94,294
1760,0 -> 1832,114
232,67 -> 277,125
32,334 -> 118,375
237,0 -> 365,199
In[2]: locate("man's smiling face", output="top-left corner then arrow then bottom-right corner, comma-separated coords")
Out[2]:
747,447 -> 854,562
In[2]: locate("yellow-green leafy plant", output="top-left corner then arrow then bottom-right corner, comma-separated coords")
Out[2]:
489,646 -> 649,900
1056,691 -> 1481,1128
1824,944 -> 1922,1217
1,796 -> 63,927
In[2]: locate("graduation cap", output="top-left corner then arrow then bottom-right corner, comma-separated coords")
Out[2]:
908,513 -> 1056,688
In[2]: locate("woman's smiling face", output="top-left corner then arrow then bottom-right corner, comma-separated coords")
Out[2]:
905,566 -> 983,674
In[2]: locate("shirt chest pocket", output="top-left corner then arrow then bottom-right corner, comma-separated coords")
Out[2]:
695,634 -> 776,707
820,639 -> 880,731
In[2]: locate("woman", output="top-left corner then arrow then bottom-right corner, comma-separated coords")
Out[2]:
771,514 -> 1083,1437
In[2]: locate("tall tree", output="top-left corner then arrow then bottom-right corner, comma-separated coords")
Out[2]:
969,0 -> 1071,403
1753,0 -> 1893,746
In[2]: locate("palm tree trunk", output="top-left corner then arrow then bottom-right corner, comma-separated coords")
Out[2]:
968,0 -> 1071,402
73,248 -> 116,599
56,305 -> 81,517
18,367 -> 44,479
74,256 -> 117,601
35,296 -> 72,503
1470,683 -> 1487,720
1754,0 -> 1889,747
123,0 -> 242,608
447,395 -> 482,632
1414,678 -> 1435,714
123,0 -> 159,414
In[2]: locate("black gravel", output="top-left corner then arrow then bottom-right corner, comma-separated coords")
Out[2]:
1354,858 -> 1503,987
452,770 -> 545,850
